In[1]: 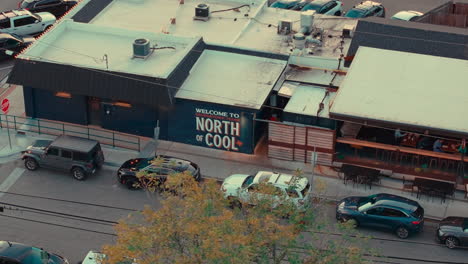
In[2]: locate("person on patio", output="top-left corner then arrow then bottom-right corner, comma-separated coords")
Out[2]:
457,143 -> 467,154
433,139 -> 444,153
394,128 -> 406,145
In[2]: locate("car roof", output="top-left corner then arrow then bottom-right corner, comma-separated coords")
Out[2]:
440,216 -> 468,228
308,0 -> 331,5
49,135 -> 99,152
0,241 -> 33,261
391,10 -> 422,20
0,9 -> 32,20
354,1 -> 382,10
372,193 -> 419,212
254,171 -> 309,190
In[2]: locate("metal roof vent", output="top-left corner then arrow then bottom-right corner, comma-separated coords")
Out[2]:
133,38 -> 151,59
194,4 -> 210,21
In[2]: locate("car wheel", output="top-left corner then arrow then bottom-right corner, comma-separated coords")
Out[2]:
340,216 -> 359,228
228,197 -> 242,209
72,167 -> 87,181
124,178 -> 139,190
395,226 -> 409,239
445,236 -> 459,249
24,158 -> 39,171
335,11 -> 341,16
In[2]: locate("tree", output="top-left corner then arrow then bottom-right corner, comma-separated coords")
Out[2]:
102,165 -> 374,264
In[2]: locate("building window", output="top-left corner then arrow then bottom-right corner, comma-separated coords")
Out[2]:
114,101 -> 132,108
55,92 -> 72,98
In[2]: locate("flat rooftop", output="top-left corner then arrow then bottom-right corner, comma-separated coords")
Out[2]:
282,82 -> 336,118
82,0 -> 357,58
330,47 -> 468,136
176,49 -> 287,109
90,0 -> 266,44
18,20 -> 201,78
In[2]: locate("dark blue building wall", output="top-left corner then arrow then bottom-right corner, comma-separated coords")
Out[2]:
24,87 -> 87,125
100,99 -> 160,138
168,99 -> 257,154
283,112 -> 336,130
23,87 -> 35,118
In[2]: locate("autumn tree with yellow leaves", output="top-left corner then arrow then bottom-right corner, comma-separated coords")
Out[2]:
102,161 -> 373,264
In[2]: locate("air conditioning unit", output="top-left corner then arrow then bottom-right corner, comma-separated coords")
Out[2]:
277,19 -> 292,35
133,38 -> 151,59
342,24 -> 355,38
194,4 -> 210,21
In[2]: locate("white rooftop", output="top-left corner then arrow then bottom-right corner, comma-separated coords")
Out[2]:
282,82 -> 336,118
91,0 -> 266,45
85,0 -> 357,58
176,49 -> 287,109
330,47 -> 468,135
18,20 -> 201,78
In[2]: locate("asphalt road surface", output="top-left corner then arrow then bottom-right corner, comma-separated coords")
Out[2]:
0,160 -> 467,264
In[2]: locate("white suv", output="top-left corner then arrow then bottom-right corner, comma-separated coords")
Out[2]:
0,9 -> 56,36
221,171 -> 312,211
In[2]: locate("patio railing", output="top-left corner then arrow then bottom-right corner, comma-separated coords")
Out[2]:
0,114 -> 141,151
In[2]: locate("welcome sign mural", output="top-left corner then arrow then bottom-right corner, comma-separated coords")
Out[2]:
168,102 -> 254,154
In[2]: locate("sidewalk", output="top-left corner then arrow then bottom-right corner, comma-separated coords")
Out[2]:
1,127 -> 467,220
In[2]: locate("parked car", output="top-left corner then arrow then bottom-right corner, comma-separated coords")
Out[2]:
300,0 -> 343,16
344,1 -> 385,18
270,0 -> 303,9
21,135 -> 105,180
0,241 -> 69,264
19,0 -> 78,18
0,32 -> 35,60
117,155 -> 201,189
391,10 -> 423,21
80,250 -> 134,264
336,193 -> 424,238
221,171 -> 312,211
0,9 -> 56,36
436,216 -> 468,249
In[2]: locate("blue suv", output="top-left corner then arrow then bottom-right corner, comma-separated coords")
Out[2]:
336,193 -> 424,238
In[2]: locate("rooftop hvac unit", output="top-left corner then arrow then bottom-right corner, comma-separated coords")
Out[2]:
293,33 -> 306,50
342,24 -> 355,38
194,4 -> 210,21
133,38 -> 151,59
300,10 -> 315,34
277,19 -> 292,35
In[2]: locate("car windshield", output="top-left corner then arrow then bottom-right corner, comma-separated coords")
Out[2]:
31,13 -> 41,21
302,3 -> 322,11
345,9 -> 366,17
300,182 -> 310,197
241,175 -> 254,188
357,195 -> 377,211
411,206 -> 424,219
271,1 -> 291,8
21,247 -> 45,264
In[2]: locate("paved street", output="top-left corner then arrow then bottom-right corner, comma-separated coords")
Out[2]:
0,159 -> 466,263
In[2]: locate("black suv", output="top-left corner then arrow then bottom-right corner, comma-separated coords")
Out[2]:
19,0 -> 78,18
344,1 -> 385,18
0,241 -> 68,264
117,155 -> 201,189
21,135 -> 105,180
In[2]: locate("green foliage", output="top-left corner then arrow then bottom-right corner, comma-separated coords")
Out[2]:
103,169 -> 374,264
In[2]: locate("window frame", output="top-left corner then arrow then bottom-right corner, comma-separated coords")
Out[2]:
47,147 -> 59,156
13,16 -> 38,27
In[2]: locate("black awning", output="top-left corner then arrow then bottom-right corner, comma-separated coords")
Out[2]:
8,59 -> 173,108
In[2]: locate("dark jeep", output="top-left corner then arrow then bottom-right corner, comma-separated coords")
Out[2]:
21,135 -> 105,180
